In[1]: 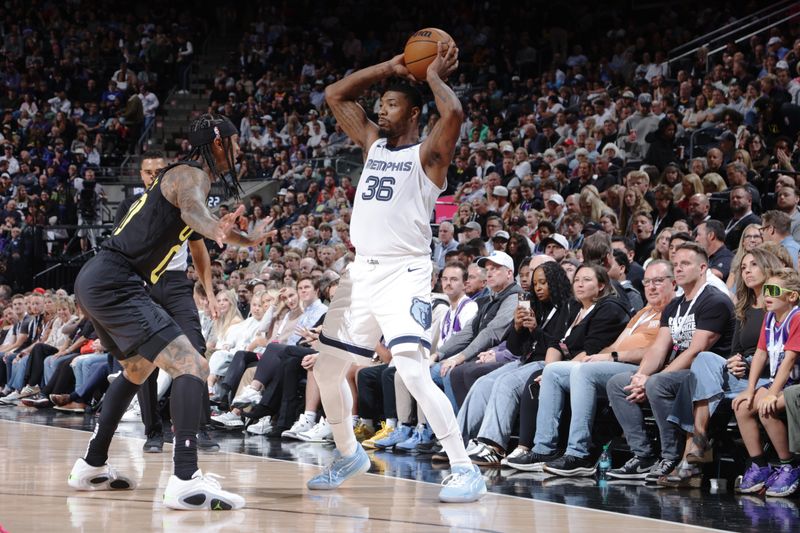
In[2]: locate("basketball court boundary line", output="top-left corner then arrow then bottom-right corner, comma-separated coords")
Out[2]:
0,418 -> 730,532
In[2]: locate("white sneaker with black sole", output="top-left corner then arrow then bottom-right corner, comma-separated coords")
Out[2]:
281,414 -> 315,440
297,418 -> 333,443
163,470 -> 245,510
68,458 -> 136,491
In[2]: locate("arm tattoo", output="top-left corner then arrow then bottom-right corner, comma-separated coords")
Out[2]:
164,169 -> 221,240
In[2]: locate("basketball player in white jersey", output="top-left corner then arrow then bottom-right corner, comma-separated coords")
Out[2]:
306,42 -> 486,502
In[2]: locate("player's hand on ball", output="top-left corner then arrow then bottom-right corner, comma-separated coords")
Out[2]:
427,41 -> 458,81
389,54 -> 417,82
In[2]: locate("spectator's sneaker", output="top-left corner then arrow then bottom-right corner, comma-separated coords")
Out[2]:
644,458 -> 679,484
163,470 -> 245,510
432,450 -> 450,463
282,414 -> 316,440
0,390 -> 21,404
210,411 -> 244,429
438,464 -> 487,503
120,398 -> 141,422
297,418 -> 333,443
353,421 -> 375,442
465,439 -> 482,454
543,454 -> 597,477
395,424 -> 434,454
198,429 -> 221,452
362,422 -> 393,449
374,424 -> 412,450
307,446 -> 371,490
231,385 -> 262,409
500,447 -> 527,467
18,384 -> 40,398
21,397 -> 52,408
506,449 -> 562,472
765,464 -> 800,497
468,442 -> 504,467
608,456 -> 658,480
143,432 -> 163,453
246,416 -> 273,435
416,439 -> 442,455
68,458 -> 136,491
737,462 -> 774,494
657,461 -> 702,488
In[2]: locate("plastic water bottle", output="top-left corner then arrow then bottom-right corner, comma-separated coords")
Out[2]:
598,444 -> 611,481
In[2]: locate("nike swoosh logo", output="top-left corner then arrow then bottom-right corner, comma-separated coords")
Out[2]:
408,267 -> 422,272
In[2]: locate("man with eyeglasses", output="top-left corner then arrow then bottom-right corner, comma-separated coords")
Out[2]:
760,210 -> 800,268
606,242 -> 734,484
533,260 -> 676,477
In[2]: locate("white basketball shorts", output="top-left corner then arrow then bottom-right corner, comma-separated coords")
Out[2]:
319,254 -> 433,361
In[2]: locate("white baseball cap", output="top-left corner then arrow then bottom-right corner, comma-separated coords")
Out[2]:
477,250 -> 515,272
541,233 -> 569,250
547,193 -> 565,206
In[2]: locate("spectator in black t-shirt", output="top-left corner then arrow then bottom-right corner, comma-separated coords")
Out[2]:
606,242 -> 735,483
695,220 -> 734,279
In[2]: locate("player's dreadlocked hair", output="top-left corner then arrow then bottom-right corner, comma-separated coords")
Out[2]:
185,113 -> 242,199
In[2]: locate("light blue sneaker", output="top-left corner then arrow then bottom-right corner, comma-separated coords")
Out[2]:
307,446 -> 371,490
374,424 -> 413,450
395,424 -> 434,454
438,464 -> 487,503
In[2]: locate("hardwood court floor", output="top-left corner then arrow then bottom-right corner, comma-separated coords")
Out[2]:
0,410 -> 782,532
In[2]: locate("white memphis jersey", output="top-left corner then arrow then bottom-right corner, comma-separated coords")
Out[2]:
350,138 -> 445,257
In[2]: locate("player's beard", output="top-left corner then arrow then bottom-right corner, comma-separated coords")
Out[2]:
378,126 -> 391,138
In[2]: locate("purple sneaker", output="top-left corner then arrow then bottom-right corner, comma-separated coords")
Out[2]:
737,463 -> 773,494
765,464 -> 800,497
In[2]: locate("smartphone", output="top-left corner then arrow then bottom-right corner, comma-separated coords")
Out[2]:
518,300 -> 531,311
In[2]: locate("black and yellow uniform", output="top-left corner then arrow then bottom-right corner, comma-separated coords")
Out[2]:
75,161 -> 206,362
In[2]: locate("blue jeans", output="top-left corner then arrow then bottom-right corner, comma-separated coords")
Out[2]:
668,351 -> 770,432
533,361 -> 638,457
9,355 -> 29,390
457,360 -> 545,449
430,362 -> 458,412
71,353 -> 108,392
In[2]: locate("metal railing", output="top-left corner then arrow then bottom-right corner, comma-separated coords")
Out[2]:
668,0 -> 795,58
667,0 -> 800,74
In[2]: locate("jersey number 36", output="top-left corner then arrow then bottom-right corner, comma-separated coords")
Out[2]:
361,176 -> 395,201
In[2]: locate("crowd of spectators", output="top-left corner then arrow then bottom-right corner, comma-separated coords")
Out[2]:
0,1 -> 206,289
5,0 -> 800,504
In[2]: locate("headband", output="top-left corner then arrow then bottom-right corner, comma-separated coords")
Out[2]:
187,117 -> 238,147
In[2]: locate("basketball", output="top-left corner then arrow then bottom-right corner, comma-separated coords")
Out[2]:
403,28 -> 454,80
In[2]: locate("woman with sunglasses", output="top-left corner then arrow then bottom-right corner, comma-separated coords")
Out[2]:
734,268 -> 800,497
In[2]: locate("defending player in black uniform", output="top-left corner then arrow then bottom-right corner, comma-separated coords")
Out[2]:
67,114 -> 268,510
116,151 -> 220,454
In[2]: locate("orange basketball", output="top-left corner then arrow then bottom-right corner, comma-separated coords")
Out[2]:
403,28 -> 454,80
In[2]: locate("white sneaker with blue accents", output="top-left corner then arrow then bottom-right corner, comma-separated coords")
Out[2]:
438,464 -> 487,503
307,446 -> 371,490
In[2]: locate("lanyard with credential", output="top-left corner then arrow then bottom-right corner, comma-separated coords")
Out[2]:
562,303 -> 595,342
626,309 -> 658,337
529,306 -> 558,355
674,283 -> 707,337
